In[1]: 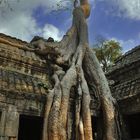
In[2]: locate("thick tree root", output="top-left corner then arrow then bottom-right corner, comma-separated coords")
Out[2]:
32,1 -> 121,140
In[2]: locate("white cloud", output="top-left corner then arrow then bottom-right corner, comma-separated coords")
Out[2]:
120,39 -> 136,52
0,0 -> 71,13
109,37 -> 139,52
0,0 -> 70,42
0,11 -> 41,41
138,33 -> 140,39
103,0 -> 140,20
42,24 -> 63,41
117,0 -> 140,20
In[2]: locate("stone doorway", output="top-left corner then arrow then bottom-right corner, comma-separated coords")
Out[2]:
125,113 -> 140,140
18,114 -> 43,140
91,116 -> 103,140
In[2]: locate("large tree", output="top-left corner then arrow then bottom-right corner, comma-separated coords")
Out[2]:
94,40 -> 122,72
30,0 -> 121,139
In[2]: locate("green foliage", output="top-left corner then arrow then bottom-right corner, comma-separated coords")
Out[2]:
93,40 -> 122,72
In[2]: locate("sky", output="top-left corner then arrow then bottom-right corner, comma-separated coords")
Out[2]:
0,0 -> 140,52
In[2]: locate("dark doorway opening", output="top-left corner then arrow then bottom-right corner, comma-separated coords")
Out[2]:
91,116 -> 103,140
18,114 -> 43,140
124,113 -> 140,139
92,116 -> 98,139
91,115 -> 104,140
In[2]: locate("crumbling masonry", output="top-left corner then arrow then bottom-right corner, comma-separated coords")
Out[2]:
0,33 -> 140,140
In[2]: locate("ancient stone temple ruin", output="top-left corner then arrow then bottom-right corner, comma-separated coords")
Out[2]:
0,33 -> 140,140
107,46 -> 140,140
0,33 -> 50,140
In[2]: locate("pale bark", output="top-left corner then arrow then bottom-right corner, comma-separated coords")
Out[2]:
83,48 -> 121,140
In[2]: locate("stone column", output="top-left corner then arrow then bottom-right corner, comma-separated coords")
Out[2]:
0,110 -> 7,139
4,105 -> 19,140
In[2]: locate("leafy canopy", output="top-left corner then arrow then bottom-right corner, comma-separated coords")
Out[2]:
93,39 -> 122,72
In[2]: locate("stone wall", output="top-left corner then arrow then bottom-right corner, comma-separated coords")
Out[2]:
107,46 -> 140,101
106,45 -> 140,139
0,34 -> 49,140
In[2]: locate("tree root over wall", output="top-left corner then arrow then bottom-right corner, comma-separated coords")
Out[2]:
31,0 -> 121,139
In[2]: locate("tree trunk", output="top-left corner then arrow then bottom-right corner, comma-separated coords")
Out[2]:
31,0 -> 121,140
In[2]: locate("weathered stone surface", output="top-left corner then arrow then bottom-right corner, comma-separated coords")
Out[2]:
0,34 -> 49,139
106,45 -> 140,139
110,77 -> 140,100
3,33 -> 140,139
107,45 -> 140,101
107,45 -> 140,75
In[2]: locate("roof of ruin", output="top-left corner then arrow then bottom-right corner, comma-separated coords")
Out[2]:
107,45 -> 140,101
0,33 -> 28,45
107,45 -> 140,75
